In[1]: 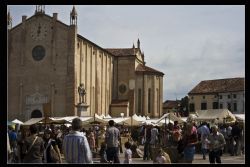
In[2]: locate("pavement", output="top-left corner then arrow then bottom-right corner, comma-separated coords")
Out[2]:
61,147 -> 245,164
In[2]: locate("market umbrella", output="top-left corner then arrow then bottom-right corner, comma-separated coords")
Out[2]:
12,119 -> 24,124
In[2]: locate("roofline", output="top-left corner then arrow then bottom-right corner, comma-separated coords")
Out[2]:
136,64 -> 165,76
188,90 -> 244,95
105,48 -> 142,58
188,92 -> 219,95
200,77 -> 244,82
136,71 -> 164,76
77,34 -> 116,57
163,100 -> 181,103
9,13 -> 69,32
8,13 -> 116,59
113,55 -> 136,57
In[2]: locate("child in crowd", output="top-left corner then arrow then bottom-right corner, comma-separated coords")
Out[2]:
155,148 -> 171,164
124,141 -> 132,164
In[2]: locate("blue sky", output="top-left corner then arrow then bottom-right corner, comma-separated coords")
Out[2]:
8,5 -> 245,101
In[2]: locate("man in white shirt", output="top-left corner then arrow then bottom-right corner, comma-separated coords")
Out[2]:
208,125 -> 226,164
63,118 -> 93,163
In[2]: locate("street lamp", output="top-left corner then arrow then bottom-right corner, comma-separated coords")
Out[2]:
165,115 -> 167,147
177,103 -> 180,117
120,113 -> 124,119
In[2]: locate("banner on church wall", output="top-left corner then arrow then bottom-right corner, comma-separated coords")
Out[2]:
43,102 -> 51,117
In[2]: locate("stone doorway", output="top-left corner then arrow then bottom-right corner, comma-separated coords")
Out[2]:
31,109 -> 42,118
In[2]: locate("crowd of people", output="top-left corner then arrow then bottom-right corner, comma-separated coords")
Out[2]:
7,118 -> 244,164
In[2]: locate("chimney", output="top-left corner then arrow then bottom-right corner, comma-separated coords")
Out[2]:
22,15 -> 27,23
53,13 -> 58,20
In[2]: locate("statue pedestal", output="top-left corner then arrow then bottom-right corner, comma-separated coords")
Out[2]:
75,103 -> 89,117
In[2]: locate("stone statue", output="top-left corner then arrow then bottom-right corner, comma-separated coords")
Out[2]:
78,83 -> 86,103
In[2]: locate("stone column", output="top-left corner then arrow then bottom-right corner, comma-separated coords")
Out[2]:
143,75 -> 148,116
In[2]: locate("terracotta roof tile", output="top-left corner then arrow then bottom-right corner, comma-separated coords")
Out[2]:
188,77 -> 244,94
136,64 -> 164,75
163,100 -> 181,109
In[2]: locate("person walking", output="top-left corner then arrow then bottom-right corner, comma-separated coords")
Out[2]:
226,124 -> 233,155
150,124 -> 159,147
182,123 -> 198,163
8,126 -> 17,152
63,118 -> 93,163
197,122 -> 210,160
143,124 -> 152,160
200,134 -> 209,160
88,130 -> 96,152
105,120 -> 120,163
231,121 -> 241,156
22,124 -> 44,163
208,125 -> 226,164
17,128 -> 30,163
43,129 -> 62,163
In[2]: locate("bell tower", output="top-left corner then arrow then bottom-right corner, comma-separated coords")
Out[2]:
70,6 -> 78,25
35,5 -> 45,14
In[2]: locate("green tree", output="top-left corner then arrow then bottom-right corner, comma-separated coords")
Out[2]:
180,96 -> 189,116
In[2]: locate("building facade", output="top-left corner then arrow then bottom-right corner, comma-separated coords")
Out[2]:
7,6 -> 164,121
188,78 -> 244,114
162,100 -> 181,115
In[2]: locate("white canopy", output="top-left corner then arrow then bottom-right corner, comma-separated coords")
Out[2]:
180,117 -> 188,122
78,117 -> 93,124
195,109 -> 236,124
234,114 -> 245,121
23,117 -> 44,125
132,114 -> 140,121
51,116 -> 106,124
155,113 -> 185,124
94,113 -> 103,120
52,116 -> 78,122
156,119 -> 174,125
131,114 -> 148,125
142,119 -> 158,125
100,114 -> 105,119
49,116 -> 77,124
104,114 -> 112,119
64,123 -> 71,127
130,117 -> 143,126
132,114 -> 147,122
141,118 -> 174,126
12,119 -> 24,124
104,117 -> 130,124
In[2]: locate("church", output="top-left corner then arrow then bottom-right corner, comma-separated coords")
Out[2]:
7,6 -> 164,121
